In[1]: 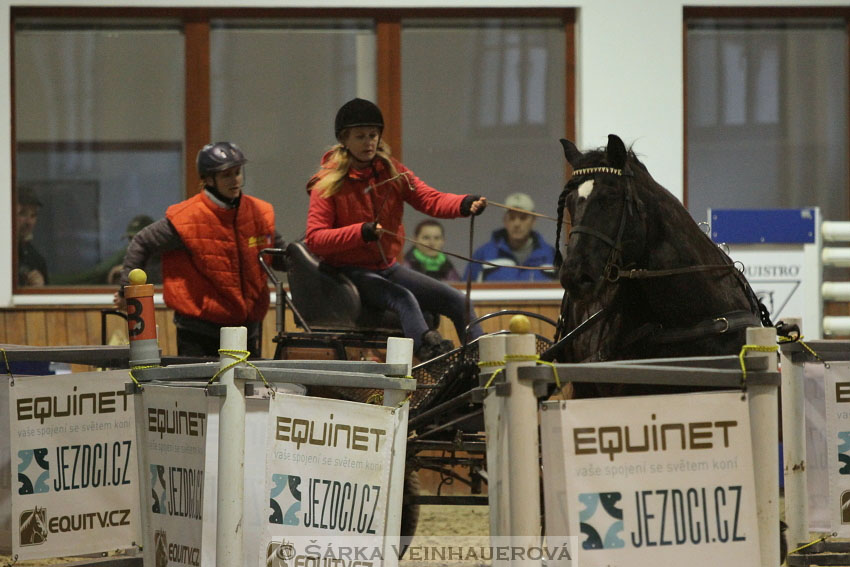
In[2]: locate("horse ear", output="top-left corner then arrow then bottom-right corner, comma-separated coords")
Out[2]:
560,138 -> 583,167
606,134 -> 628,169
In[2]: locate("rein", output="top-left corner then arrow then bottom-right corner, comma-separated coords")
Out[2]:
378,227 -> 555,272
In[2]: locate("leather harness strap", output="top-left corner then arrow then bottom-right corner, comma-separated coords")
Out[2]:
647,310 -> 763,345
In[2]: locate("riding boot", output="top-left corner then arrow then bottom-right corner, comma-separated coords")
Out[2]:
415,330 -> 455,361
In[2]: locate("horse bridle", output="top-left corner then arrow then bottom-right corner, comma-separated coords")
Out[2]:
562,163 -> 773,336
567,165 -> 636,283
566,165 -> 747,284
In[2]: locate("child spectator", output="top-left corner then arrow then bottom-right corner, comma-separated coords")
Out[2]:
403,220 -> 460,281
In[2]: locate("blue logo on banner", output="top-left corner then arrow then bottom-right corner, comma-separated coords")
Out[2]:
269,474 -> 301,526
151,464 -> 167,514
838,432 -> 850,475
17,448 -> 50,495
578,492 -> 625,550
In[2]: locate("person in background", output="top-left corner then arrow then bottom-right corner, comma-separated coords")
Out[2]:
305,98 -> 486,361
53,215 -> 159,285
465,191 -> 557,282
403,219 -> 460,281
16,187 -> 48,287
116,142 -> 283,358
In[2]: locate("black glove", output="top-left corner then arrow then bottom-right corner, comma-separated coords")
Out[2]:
361,221 -> 380,242
460,195 -> 486,216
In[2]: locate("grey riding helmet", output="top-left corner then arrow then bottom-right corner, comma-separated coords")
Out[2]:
196,142 -> 248,178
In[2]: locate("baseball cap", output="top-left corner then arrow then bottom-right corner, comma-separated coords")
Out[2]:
504,192 -> 535,213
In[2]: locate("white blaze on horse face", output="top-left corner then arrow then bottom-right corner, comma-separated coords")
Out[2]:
577,179 -> 594,200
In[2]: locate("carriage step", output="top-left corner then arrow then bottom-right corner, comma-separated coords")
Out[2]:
787,540 -> 850,566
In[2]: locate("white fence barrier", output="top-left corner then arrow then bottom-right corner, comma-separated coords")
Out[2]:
709,207 -> 850,338
2,370 -> 142,561
780,336 -> 850,549
0,332 -> 415,567
480,325 -> 781,567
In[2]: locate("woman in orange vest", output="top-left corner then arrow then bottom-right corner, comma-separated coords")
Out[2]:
117,142 -> 282,357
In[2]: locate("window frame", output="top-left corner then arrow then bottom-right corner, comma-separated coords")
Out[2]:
9,6 -> 576,303
683,6 -> 850,214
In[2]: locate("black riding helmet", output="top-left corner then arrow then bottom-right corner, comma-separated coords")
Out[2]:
334,98 -> 384,141
197,142 -> 248,178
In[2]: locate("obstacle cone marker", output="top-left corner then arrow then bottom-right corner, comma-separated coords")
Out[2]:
124,268 -> 160,366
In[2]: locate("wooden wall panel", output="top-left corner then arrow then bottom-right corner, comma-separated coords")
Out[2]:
84,311 -> 101,346
155,310 -> 173,355
45,311 -> 68,346
0,300 -> 563,360
25,311 -> 48,346
65,311 -> 89,345
5,312 -> 27,344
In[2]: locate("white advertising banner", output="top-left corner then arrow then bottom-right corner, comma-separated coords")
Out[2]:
0,379 -> 11,553
803,362 -> 830,531
9,371 -> 140,560
727,247 -> 806,325
543,390 -> 761,567
142,385 -> 210,567
262,393 -> 400,567
822,362 -> 850,536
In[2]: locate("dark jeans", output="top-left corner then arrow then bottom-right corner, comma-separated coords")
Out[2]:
338,263 -> 483,350
175,317 -> 261,358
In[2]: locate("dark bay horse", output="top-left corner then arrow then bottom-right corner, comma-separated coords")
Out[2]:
550,134 -> 769,378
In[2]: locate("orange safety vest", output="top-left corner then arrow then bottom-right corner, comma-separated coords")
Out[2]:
163,192 -> 275,325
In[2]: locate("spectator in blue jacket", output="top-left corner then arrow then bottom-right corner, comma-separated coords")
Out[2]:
466,192 -> 557,282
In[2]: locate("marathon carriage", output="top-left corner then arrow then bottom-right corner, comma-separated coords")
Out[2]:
257,240 -> 557,535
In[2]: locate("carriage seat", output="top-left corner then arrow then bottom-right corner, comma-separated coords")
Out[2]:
285,241 -> 405,332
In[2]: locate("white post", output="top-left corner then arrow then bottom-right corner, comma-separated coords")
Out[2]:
505,332 -> 541,566
132,390 -> 153,566
216,327 -> 247,567
383,337 -> 413,567
746,326 -> 780,567
779,317 -> 809,550
480,334 -> 509,544
384,337 -> 413,407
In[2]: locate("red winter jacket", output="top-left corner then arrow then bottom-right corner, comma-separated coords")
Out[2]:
162,192 -> 275,325
305,153 -> 466,270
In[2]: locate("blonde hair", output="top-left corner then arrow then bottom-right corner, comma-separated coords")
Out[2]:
313,137 -> 398,198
